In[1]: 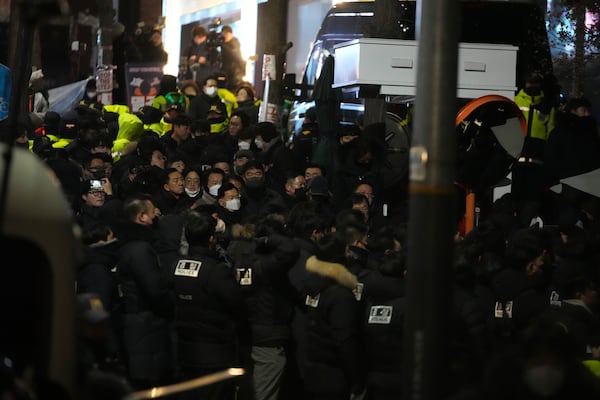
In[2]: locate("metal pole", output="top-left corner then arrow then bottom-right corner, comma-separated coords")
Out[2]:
96,0 -> 115,105
403,0 -> 459,399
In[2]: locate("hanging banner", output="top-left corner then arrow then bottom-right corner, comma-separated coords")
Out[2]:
124,63 -> 163,114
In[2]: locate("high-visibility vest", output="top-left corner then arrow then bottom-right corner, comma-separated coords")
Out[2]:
514,88 -> 555,141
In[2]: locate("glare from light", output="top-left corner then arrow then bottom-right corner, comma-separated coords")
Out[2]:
163,0 -> 183,77
240,1 -> 258,84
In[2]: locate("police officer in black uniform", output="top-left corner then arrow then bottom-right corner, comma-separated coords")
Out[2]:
171,210 -> 244,400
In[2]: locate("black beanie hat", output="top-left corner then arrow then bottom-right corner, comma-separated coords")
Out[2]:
255,122 -> 278,142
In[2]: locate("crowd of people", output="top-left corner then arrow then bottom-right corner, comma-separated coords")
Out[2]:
7,36 -> 600,399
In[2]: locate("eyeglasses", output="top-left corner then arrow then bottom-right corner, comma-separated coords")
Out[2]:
88,190 -> 105,196
244,171 -> 264,178
185,178 -> 201,184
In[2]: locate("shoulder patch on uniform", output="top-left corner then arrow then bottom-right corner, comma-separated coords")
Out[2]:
494,300 -> 513,318
305,294 -> 320,308
236,267 -> 253,285
353,282 -> 364,301
174,259 -> 202,277
368,305 -> 393,324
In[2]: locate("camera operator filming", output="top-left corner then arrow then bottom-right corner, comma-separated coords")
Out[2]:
183,25 -> 211,82
220,25 -> 245,91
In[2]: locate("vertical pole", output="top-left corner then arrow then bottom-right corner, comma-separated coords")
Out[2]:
261,74 -> 270,122
403,0 -> 459,399
464,190 -> 475,234
96,0 -> 115,105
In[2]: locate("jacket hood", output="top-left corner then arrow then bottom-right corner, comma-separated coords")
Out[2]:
305,255 -> 358,290
231,223 -> 256,240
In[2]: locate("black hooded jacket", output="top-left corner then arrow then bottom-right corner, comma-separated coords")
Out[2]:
172,244 -> 244,369
302,256 -> 365,395
228,232 -> 300,346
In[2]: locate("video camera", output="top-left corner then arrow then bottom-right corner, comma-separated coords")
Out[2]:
207,18 -> 223,48
206,17 -> 224,65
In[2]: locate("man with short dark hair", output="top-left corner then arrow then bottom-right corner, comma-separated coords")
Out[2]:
172,209 -> 244,399
76,178 -> 121,230
282,172 -> 306,211
194,167 -> 226,208
144,28 -> 168,65
113,193 -> 174,389
239,159 -> 287,222
161,113 -> 192,160
221,25 -> 245,91
254,121 -> 300,192
233,149 -> 254,177
183,25 -> 211,81
188,75 -> 230,130
153,167 -> 187,215
304,162 -> 326,184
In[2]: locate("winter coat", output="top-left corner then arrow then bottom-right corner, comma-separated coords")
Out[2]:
229,232 -> 300,346
172,245 -> 244,370
302,256 -> 365,396
361,271 -> 405,398
116,220 -> 174,383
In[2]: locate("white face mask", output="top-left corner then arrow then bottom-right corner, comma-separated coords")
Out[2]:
208,184 -> 221,197
238,141 -> 251,150
254,138 -> 264,150
86,91 -> 96,99
204,86 -> 218,97
225,198 -> 241,211
185,188 -> 201,197
523,365 -> 564,397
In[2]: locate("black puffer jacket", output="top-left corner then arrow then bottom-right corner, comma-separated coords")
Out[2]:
303,256 -> 365,396
116,220 -> 174,384
172,245 -> 244,369
229,232 -> 300,346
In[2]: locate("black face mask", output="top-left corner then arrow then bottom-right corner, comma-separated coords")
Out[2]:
244,176 -> 265,191
294,188 -> 307,200
524,87 -> 542,97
